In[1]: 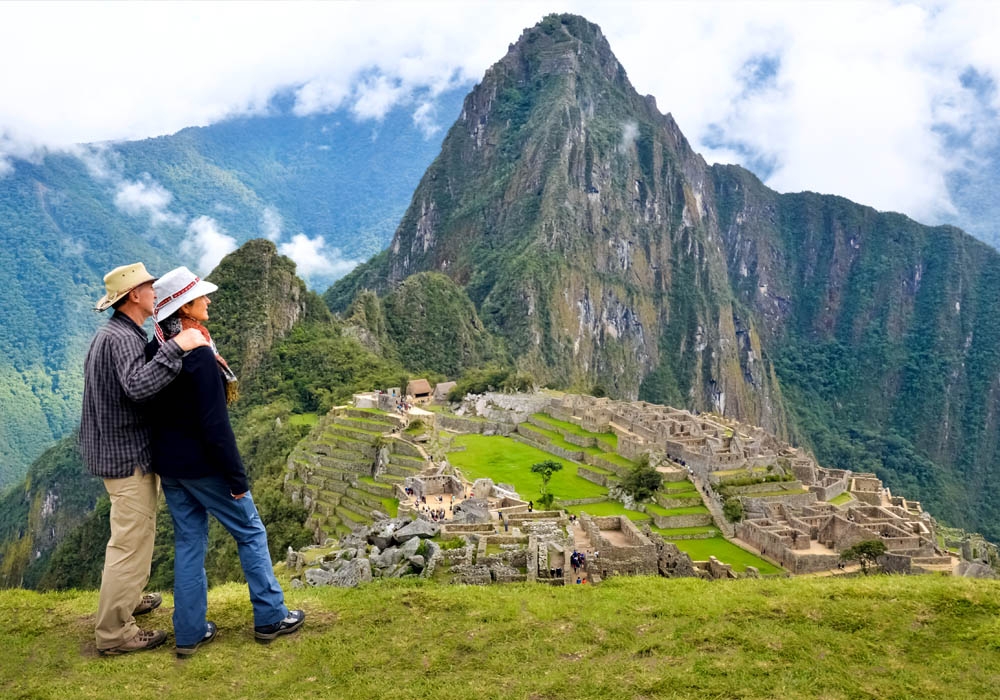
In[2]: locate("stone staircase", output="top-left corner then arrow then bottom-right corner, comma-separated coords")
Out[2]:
285,406 -> 427,543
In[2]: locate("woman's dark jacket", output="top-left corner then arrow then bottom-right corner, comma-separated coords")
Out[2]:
144,341 -> 248,495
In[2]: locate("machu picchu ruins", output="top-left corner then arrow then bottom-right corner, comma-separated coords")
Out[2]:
284,386 -> 990,588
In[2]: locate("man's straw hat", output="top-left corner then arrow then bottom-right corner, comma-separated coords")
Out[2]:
152,266 -> 218,322
94,263 -> 156,311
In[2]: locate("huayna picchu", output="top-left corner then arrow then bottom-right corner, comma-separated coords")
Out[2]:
330,13 -> 1000,542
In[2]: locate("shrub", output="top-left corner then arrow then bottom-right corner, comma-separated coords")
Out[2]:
619,455 -> 663,502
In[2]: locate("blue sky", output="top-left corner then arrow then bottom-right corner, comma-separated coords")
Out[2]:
1,0 -> 998,248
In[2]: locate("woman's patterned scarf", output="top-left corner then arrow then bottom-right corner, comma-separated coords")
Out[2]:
158,315 -> 239,404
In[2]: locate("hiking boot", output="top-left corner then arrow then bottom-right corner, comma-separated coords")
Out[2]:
132,592 -> 163,616
254,610 -> 305,642
98,629 -> 168,656
175,621 -> 217,658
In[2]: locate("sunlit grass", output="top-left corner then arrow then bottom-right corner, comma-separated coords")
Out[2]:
4,576 -> 1000,699
447,434 -> 607,501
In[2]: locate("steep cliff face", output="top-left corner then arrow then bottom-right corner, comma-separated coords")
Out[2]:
330,14 -> 786,435
714,165 -> 1000,528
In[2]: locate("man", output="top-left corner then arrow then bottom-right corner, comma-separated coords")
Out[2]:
80,263 -> 208,656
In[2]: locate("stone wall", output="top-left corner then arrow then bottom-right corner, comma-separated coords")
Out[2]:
577,466 -> 611,487
581,515 -> 658,577
650,512 -> 714,529
582,453 -> 629,477
512,430 -> 585,461
555,496 -> 608,507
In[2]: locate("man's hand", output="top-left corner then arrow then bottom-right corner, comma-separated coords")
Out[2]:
232,492 -> 247,500
173,328 -> 210,352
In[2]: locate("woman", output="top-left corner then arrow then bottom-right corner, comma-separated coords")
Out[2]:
146,266 -> 304,658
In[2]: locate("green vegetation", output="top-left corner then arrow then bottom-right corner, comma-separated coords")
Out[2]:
841,540 -> 888,575
649,525 -> 721,537
644,503 -> 710,517
661,479 -> 697,491
530,460 -> 564,510
671,538 -> 781,575
288,413 -> 319,427
530,413 -> 617,448
5,575 -> 1000,699
829,492 -> 855,506
618,455 -> 663,502
566,500 -> 649,521
723,497 -> 745,523
446,366 -> 534,402
447,435 -> 605,502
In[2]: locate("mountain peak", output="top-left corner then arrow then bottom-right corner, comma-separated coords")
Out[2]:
492,14 -> 628,91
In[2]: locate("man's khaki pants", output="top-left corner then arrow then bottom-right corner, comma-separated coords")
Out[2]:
95,467 -> 158,651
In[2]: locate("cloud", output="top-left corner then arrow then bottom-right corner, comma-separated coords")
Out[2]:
181,216 -> 237,275
0,1 -> 999,234
619,121 -> 638,153
279,233 -> 359,282
412,101 -> 442,138
113,177 -> 183,226
260,206 -> 282,241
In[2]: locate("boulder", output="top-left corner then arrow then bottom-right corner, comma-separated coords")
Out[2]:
372,545 -> 404,570
451,500 -> 490,524
393,518 -> 439,544
305,568 -> 335,586
398,536 -> 423,558
325,558 -> 374,587
407,555 -> 426,572
368,522 -> 399,550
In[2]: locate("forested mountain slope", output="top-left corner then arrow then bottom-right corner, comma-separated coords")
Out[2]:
0,90 -> 464,487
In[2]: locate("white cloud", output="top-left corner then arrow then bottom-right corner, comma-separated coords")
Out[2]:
0,1 -> 998,231
181,215 -> 237,275
412,101 -> 442,139
279,233 -> 359,282
113,177 -> 182,226
260,206 -> 282,241
619,121 -> 638,153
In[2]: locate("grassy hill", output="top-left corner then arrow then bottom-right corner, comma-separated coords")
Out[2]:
3,576 -> 999,699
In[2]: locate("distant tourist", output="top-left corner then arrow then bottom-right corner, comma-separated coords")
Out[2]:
81,263 -> 209,656
144,267 -> 304,657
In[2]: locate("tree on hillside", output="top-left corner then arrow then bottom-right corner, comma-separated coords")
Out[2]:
531,460 -> 563,510
620,454 -> 663,502
840,539 -> 887,575
723,497 -> 744,523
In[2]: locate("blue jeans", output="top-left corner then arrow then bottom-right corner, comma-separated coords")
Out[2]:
160,475 -> 288,645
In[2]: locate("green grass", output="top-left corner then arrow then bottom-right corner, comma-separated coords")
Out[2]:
650,525 -> 721,537
447,434 -> 607,501
661,480 -> 696,491
645,503 -> 710,516
4,577 -> 1000,698
519,423 -> 589,453
590,452 -> 635,469
288,412 -> 319,427
566,500 -> 650,521
379,498 -> 399,518
658,490 -> 702,500
829,492 -> 854,506
671,537 -> 782,574
744,488 -> 810,498
530,413 -> 618,448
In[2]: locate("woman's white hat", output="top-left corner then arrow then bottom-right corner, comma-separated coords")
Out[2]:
153,266 -> 218,322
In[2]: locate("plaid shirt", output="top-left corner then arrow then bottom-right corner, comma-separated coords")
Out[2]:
79,311 -> 183,478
